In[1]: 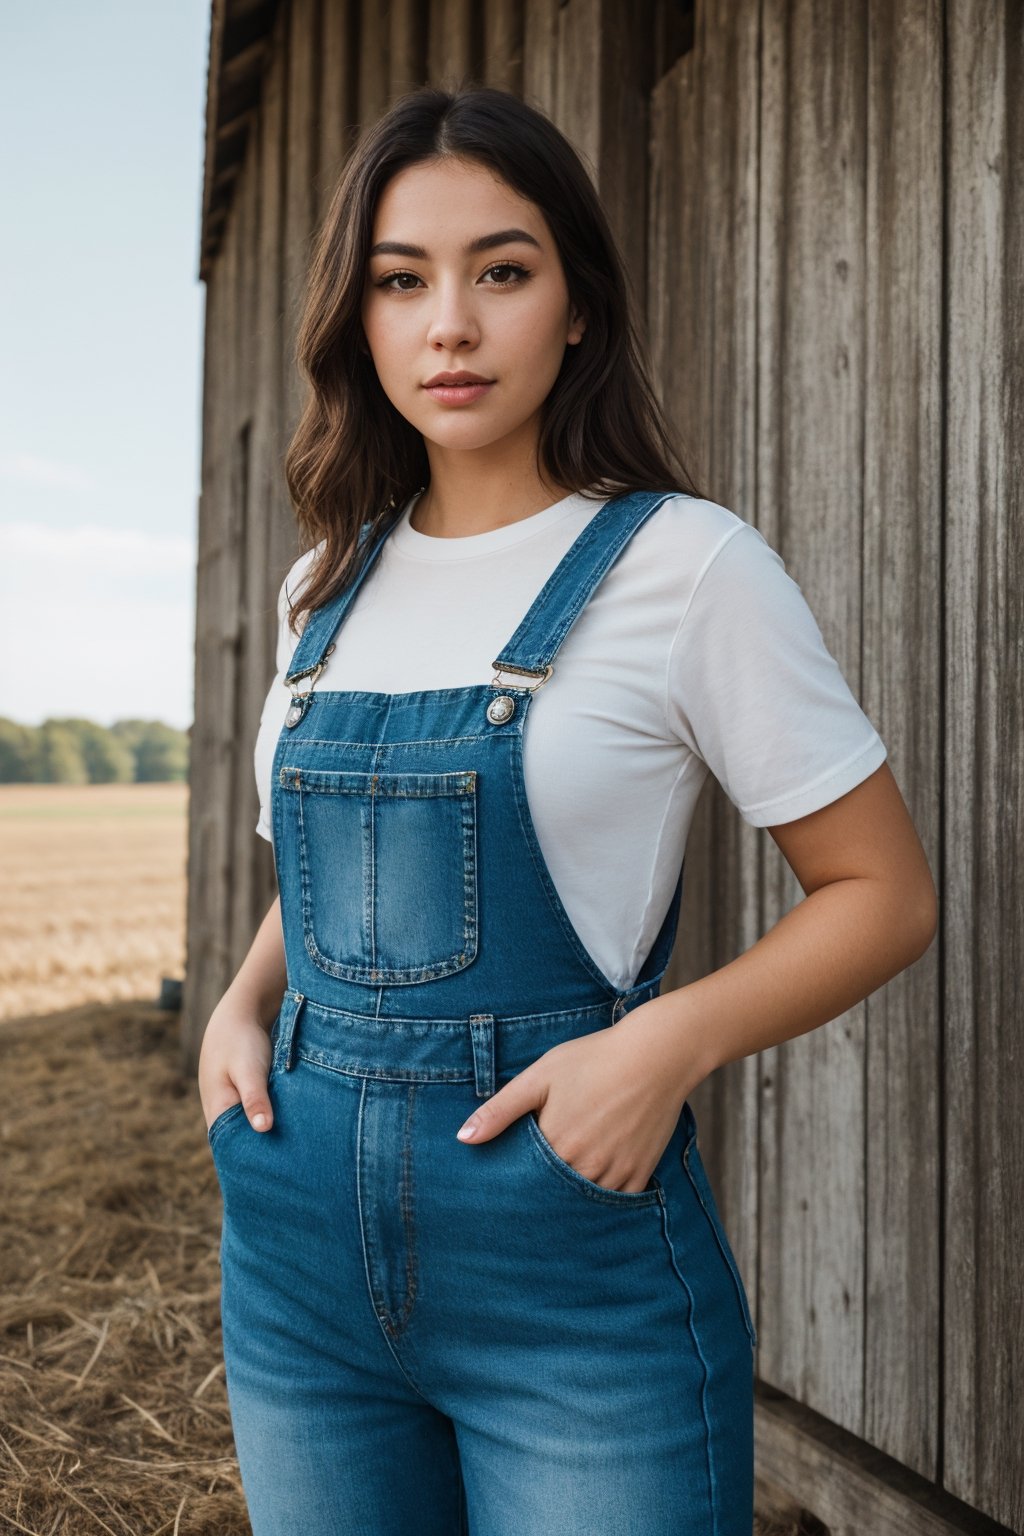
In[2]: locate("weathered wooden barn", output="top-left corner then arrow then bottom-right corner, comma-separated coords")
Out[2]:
187,2 -> 1023,1531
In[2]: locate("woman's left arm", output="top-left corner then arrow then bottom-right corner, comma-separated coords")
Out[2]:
454,761 -> 937,1194
647,757 -> 937,1083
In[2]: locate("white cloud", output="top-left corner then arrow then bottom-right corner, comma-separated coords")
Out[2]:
0,522 -> 195,728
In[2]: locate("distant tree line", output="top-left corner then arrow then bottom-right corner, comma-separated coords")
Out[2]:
0,717 -> 190,784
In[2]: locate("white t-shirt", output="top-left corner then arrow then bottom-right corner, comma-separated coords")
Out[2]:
253,490 -> 887,990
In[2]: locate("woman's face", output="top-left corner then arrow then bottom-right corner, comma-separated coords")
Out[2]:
361,157 -> 585,455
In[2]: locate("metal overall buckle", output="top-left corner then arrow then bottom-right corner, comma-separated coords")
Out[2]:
284,642 -> 336,728
485,660 -> 553,725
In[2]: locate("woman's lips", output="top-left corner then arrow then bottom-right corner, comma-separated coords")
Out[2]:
423,382 -> 495,404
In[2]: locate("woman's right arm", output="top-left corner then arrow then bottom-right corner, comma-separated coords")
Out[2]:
197,894 -> 288,1134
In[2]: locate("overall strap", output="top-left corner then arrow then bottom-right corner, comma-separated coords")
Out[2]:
284,516 -> 396,685
491,490 -> 678,682
285,489 -> 680,686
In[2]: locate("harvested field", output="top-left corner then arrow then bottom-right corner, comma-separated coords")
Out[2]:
0,783 -> 187,1022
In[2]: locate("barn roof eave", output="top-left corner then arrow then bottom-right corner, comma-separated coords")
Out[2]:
197,0 -> 280,283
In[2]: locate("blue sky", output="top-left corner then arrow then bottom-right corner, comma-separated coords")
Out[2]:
0,2 -> 210,730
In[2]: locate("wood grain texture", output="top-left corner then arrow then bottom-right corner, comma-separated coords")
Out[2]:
755,1392 -> 1012,1536
388,0 -> 429,100
281,0 -> 320,444
482,0 -> 522,94
554,0 -> 655,319
649,0 -> 762,1368
358,0 -> 390,129
319,0 -> 358,214
226,144 -> 269,969
522,0 -> 560,116
183,165 -> 242,1064
861,0 -> 943,1479
755,0 -> 869,1437
942,2 -> 1024,1526
186,3 -> 293,1068
427,0 -> 479,90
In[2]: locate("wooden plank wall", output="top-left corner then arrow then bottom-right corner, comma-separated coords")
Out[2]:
648,0 -> 764,1468
653,2 -> 1022,1529
942,4 -> 1023,1526
187,0 -> 1023,1527
754,0 -> 872,1450
861,0 -> 943,1478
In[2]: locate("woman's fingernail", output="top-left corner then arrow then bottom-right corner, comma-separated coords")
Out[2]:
252,1113 -> 268,1129
456,1121 -> 477,1141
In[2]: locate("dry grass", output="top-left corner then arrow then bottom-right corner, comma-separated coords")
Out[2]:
0,783 -> 187,1022
0,997 -> 246,1534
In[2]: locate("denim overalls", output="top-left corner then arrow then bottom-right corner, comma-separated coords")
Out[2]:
208,489 -> 756,1536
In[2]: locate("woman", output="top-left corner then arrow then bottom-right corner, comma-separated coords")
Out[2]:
198,84 -> 937,1536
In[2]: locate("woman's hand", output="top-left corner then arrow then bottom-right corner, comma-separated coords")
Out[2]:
454,1000 -> 711,1193
198,1004 -> 276,1134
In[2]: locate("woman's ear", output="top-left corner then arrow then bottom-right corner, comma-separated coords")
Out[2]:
568,310 -> 586,345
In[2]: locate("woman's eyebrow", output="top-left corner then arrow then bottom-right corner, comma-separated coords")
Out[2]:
368,228 -> 543,259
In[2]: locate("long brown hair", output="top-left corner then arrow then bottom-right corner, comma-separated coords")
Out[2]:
282,82 -> 705,636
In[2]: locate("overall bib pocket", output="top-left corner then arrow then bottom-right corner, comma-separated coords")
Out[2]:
525,1110 -> 664,1207
278,766 -> 479,984
682,1133 -> 758,1347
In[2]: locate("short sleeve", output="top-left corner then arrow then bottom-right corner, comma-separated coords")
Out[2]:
666,522 -> 888,826
254,559 -> 313,842
273,566 -> 303,675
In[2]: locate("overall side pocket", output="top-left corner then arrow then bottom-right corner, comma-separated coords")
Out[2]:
525,1110 -> 664,1207
207,1100 -> 246,1149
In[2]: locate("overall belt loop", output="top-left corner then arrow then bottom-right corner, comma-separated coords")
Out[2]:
273,990 -> 305,1073
468,1015 -> 495,1099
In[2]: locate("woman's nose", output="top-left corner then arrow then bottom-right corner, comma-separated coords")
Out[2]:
425,285 -> 481,350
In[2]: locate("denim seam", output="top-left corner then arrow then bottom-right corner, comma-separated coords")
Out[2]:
303,933 -> 476,983
394,1083 -> 419,1336
353,1079 -> 435,1405
657,1188 -> 720,1533
683,1142 -> 758,1350
283,729 -> 503,746
279,770 -> 478,796
366,779 -> 377,972
297,996 -> 613,1028
296,1050 -> 472,1083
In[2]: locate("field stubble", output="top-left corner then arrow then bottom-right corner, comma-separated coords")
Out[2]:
0,783 -> 187,1021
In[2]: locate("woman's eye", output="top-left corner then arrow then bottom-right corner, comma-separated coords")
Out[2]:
374,263 -> 530,292
483,262 -> 530,286
377,271 -> 421,292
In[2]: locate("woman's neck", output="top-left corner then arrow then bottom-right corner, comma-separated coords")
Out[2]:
409,477 -> 578,539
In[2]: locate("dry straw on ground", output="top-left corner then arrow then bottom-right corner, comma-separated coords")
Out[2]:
0,999 -> 246,1535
